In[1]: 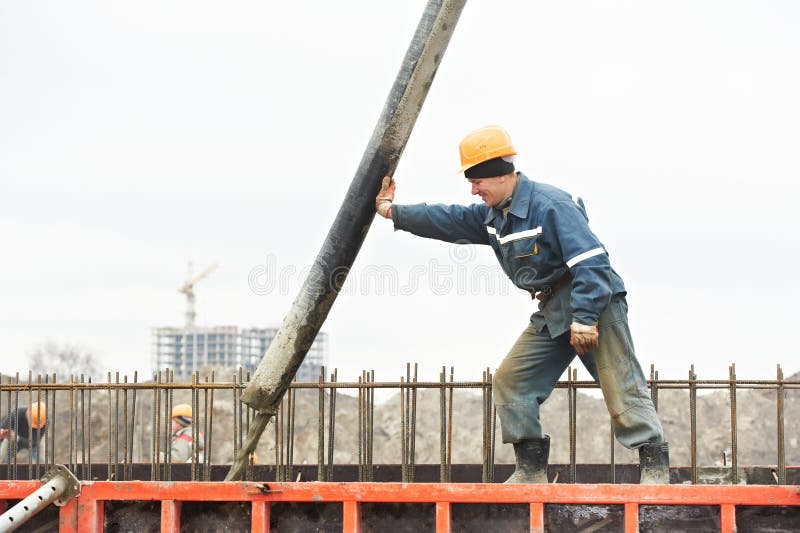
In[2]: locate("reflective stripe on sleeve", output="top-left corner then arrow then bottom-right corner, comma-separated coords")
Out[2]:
566,247 -> 605,268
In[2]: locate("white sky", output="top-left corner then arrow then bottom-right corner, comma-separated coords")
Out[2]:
1,1 -> 798,384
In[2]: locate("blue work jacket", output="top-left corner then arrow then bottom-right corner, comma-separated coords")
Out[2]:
391,172 -> 626,337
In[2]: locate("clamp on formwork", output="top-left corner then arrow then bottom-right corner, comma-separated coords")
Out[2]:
0,464 -> 80,532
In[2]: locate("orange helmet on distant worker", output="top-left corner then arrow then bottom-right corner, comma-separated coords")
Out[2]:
27,402 -> 46,429
172,404 -> 192,426
457,125 -> 517,174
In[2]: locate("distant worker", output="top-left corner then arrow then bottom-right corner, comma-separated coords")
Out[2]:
0,402 -> 47,462
169,404 -> 204,463
375,125 -> 669,484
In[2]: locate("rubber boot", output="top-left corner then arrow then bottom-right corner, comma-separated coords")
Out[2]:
504,436 -> 549,484
639,442 -> 670,484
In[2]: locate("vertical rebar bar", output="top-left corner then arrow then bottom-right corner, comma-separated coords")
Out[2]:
327,368 -> 337,481
278,394 -> 285,482
35,375 -> 43,478
650,364 -> 659,412
48,373 -> 56,468
777,364 -> 786,485
152,371 -> 159,481
490,403 -> 497,483
202,374 -> 210,481
689,365 -> 697,485
569,367 -> 577,484
206,370 -> 215,481
240,368 -> 246,468
729,364 -> 738,484
273,396 -> 280,481
447,366 -> 454,483
358,374 -> 364,482
481,368 -> 489,483
3,374 -> 10,473
410,363 -> 418,482
317,366 -> 325,482
114,372 -> 120,480
79,375 -> 86,480
128,372 -> 137,479
86,376 -> 92,479
165,370 -> 172,481
401,374 -> 407,483
26,372 -> 33,480
439,367 -> 446,483
107,372 -> 113,480
369,370 -> 375,482
190,371 -> 198,481
166,370 -> 174,481
232,371 -> 240,467
288,379 -> 296,482
122,375 -> 128,481
610,421 -> 615,484
12,373 -> 19,480
245,372 -> 252,481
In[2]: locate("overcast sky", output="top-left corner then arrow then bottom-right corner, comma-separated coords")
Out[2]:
1,1 -> 798,385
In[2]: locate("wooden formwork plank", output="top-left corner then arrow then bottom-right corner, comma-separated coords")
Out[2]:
251,500 -> 270,533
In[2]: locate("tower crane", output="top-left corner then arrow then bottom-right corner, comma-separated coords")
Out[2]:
178,261 -> 218,328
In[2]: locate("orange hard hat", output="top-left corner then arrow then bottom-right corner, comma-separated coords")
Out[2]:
457,125 -> 517,174
27,402 -> 46,429
172,404 -> 192,426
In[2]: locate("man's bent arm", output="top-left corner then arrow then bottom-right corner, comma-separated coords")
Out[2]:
544,200 -> 614,325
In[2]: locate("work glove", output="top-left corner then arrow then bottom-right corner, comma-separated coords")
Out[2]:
570,321 -> 598,355
375,176 -> 396,219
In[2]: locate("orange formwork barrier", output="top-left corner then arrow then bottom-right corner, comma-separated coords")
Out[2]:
1,481 -> 799,532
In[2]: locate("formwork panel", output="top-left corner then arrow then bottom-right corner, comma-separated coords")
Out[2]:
269,502 -> 342,533
450,503 -> 529,532
360,502 -> 435,532
104,501 -> 161,533
735,506 -> 800,533
180,501 -> 252,532
544,504 -> 624,532
638,505 -> 720,532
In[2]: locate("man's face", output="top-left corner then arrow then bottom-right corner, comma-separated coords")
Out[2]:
468,175 -> 508,207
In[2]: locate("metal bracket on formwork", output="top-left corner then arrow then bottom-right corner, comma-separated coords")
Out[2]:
0,464 -> 81,532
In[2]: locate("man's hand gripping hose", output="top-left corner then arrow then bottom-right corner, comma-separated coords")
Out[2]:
376,176 -> 395,219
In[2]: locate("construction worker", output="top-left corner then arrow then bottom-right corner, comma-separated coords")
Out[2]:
0,402 -> 47,462
169,404 -> 204,463
375,125 -> 669,484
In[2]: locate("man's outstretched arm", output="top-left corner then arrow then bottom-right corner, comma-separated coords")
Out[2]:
375,176 -> 491,245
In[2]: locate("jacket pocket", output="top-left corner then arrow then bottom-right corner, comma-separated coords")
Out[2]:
511,237 -> 538,258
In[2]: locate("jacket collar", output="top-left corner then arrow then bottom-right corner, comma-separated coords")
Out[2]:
483,172 -> 533,224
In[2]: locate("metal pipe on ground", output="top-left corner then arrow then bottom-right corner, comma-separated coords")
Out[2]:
0,465 -> 80,533
225,0 -> 467,481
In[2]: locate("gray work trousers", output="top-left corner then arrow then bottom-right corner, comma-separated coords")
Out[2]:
493,296 -> 665,449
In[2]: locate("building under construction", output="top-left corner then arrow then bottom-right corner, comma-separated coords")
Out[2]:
152,326 -> 328,381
